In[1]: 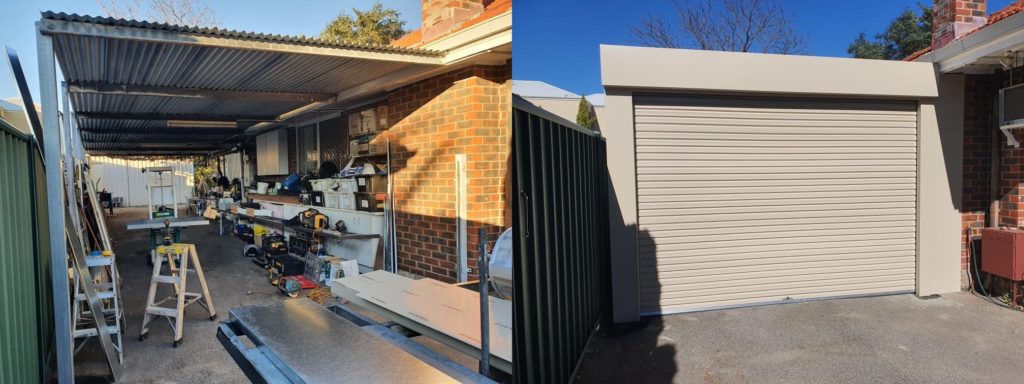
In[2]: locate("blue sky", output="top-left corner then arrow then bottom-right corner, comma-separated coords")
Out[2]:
513,0 -> 1014,96
0,0 -> 421,99
1,0 -> 1017,102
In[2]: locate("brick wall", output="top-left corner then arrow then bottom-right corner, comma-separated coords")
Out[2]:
933,0 -> 987,49
961,74 -> 997,273
376,64 -> 511,282
421,0 -> 486,43
960,68 -> 1024,286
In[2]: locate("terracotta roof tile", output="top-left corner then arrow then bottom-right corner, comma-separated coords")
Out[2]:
903,0 -> 1024,61
389,0 -> 511,48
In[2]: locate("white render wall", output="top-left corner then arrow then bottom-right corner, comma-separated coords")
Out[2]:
89,156 -> 195,207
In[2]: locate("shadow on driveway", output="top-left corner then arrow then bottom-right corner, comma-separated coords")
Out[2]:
575,293 -> 1024,383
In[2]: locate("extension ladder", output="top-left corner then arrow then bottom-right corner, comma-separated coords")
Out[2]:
139,243 -> 216,347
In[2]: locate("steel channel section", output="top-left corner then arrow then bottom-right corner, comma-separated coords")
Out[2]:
216,301 -> 492,383
38,26 -> 74,383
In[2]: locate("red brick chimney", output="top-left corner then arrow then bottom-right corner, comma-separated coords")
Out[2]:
421,0 -> 486,43
933,0 -> 988,49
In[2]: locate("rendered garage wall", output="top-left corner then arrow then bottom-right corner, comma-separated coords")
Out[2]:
601,45 -> 961,322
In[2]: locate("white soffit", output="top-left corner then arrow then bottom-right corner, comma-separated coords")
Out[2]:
600,45 -> 938,98
430,10 -> 512,65
928,10 -> 1024,73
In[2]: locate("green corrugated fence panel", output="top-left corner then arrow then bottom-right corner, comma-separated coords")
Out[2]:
0,119 -> 52,383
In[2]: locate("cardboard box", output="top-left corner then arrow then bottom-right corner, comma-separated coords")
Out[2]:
356,175 -> 387,193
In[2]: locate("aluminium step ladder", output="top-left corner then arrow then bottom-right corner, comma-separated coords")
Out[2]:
70,164 -> 126,364
140,243 -> 216,347
71,251 -> 123,363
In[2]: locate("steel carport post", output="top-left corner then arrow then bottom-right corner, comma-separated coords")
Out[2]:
37,22 -> 72,383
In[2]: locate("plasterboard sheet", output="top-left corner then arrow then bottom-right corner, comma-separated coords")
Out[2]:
336,271 -> 512,361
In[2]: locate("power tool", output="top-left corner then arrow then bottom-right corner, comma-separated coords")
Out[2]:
161,219 -> 173,246
298,208 -> 329,230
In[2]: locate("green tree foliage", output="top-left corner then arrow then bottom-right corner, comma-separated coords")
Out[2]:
320,2 -> 406,45
577,96 -> 597,130
848,4 -> 933,60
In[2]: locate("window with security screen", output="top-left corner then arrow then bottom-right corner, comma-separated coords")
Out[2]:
296,123 -> 318,175
318,116 -> 348,175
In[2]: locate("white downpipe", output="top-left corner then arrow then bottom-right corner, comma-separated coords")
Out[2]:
456,154 -> 468,282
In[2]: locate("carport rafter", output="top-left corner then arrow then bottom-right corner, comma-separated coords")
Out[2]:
87,150 -> 214,157
67,82 -> 335,103
79,128 -> 242,135
75,112 -> 275,122
83,145 -> 225,152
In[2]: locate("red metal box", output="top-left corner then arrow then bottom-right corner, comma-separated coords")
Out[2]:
981,228 -> 1024,281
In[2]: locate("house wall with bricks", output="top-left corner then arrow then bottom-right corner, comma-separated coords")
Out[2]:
961,74 -> 997,280
960,68 -> 1024,287
374,63 -> 511,282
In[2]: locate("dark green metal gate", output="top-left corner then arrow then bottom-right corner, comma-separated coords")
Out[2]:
0,119 -> 54,383
512,96 -> 610,383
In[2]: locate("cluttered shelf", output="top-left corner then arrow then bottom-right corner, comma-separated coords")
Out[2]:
227,210 -> 380,242
245,193 -> 300,205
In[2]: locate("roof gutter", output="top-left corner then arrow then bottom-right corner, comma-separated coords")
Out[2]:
929,10 -> 1024,73
429,10 -> 512,65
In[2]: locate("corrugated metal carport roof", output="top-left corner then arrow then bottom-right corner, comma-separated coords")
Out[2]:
39,12 -> 445,156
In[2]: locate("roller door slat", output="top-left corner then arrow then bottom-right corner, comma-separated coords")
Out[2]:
634,97 -> 918,314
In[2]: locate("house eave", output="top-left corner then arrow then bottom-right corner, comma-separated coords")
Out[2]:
929,9 -> 1024,73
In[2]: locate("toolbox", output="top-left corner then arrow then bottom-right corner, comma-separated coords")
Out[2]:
289,235 -> 311,255
261,234 -> 288,256
271,254 -> 305,276
310,191 -> 325,207
354,192 -> 385,213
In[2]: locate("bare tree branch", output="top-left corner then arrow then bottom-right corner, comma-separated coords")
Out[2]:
629,13 -> 681,49
96,0 -> 219,27
631,0 -> 805,54
97,0 -> 141,20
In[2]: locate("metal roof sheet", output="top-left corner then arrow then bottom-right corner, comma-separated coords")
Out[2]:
41,12 -> 443,57
512,80 -> 580,99
41,12 -> 446,155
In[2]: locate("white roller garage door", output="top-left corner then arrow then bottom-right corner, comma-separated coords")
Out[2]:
634,95 -> 918,315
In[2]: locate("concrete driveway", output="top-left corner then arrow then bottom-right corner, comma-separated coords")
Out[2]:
575,293 -> 1024,383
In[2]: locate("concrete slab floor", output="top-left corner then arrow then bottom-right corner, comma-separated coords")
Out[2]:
575,293 -> 1024,384
74,207 -> 479,383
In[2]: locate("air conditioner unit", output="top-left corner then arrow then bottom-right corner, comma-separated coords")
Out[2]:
999,83 -> 1024,147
